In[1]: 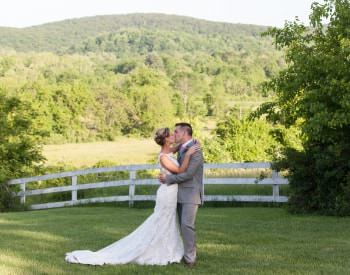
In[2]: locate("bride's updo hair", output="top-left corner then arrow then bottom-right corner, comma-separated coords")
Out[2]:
154,127 -> 170,146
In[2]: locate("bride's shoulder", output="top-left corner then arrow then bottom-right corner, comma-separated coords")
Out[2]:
159,153 -> 177,163
159,152 -> 173,159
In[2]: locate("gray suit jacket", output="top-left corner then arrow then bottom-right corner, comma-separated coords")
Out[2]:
165,149 -> 204,205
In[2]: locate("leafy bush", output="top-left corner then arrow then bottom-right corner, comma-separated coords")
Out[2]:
204,109 -> 278,163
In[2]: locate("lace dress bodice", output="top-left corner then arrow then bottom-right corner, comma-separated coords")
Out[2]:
158,152 -> 179,174
155,153 -> 179,210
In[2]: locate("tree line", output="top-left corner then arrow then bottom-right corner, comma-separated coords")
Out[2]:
0,22 -> 283,143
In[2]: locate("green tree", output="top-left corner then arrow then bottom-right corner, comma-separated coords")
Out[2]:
0,91 -> 45,211
255,0 -> 350,215
205,110 -> 277,163
122,67 -> 176,136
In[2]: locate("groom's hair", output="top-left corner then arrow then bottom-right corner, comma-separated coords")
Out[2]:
175,122 -> 193,136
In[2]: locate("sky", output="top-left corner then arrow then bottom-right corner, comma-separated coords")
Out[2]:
0,0 -> 319,28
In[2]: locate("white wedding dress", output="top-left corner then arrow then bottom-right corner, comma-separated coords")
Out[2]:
65,153 -> 184,265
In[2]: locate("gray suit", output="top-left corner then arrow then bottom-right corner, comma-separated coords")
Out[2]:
165,142 -> 204,263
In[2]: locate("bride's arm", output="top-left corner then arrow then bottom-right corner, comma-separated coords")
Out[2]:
168,139 -> 198,154
160,144 -> 200,174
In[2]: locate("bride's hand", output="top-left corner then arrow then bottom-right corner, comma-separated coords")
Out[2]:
185,144 -> 201,156
193,139 -> 200,145
158,173 -> 166,184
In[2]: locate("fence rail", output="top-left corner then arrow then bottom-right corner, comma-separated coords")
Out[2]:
8,162 -> 288,210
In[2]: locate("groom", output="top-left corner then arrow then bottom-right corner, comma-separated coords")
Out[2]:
159,122 -> 204,267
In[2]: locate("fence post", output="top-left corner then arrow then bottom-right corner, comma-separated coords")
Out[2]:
272,170 -> 280,201
20,183 -> 26,204
129,170 -> 136,207
71,176 -> 77,204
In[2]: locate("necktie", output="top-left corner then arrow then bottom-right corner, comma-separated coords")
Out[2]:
177,145 -> 185,164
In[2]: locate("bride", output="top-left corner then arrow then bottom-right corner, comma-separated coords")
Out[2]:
65,127 -> 200,265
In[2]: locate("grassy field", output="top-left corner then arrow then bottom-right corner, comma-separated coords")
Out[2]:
1,206 -> 350,275
43,137 -> 159,167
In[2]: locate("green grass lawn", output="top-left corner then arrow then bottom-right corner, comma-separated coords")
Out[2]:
1,207 -> 350,275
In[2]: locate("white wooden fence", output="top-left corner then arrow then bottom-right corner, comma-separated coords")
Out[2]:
7,162 -> 288,210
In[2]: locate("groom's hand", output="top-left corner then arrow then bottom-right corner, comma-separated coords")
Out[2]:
158,173 -> 166,184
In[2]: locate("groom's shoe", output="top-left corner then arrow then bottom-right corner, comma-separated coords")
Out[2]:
183,260 -> 195,268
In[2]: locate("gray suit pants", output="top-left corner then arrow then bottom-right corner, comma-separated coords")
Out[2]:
177,203 -> 199,263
